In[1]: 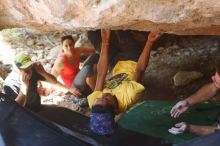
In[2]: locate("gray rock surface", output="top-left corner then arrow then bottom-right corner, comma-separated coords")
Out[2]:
173,71 -> 204,87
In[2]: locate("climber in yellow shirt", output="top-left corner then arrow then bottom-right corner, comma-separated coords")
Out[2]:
88,29 -> 161,135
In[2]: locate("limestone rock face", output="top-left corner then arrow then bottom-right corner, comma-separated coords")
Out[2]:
0,0 -> 220,35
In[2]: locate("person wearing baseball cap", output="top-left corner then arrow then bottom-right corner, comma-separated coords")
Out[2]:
88,30 -> 161,135
4,52 -> 82,111
14,53 -> 35,69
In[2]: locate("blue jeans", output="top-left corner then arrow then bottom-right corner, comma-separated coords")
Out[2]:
72,53 -> 99,96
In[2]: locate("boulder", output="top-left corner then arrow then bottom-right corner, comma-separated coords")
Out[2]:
173,71 -> 203,86
74,33 -> 94,48
47,45 -> 61,60
0,0 -> 219,35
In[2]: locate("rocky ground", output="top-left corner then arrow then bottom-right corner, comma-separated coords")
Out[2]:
0,28 -> 219,116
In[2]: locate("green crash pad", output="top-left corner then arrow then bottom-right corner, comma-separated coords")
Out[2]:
118,100 -> 220,144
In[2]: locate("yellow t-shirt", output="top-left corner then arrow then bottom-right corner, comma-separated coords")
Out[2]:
88,60 -> 145,113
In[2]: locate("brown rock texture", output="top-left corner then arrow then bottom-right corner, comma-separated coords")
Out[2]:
0,0 -> 220,34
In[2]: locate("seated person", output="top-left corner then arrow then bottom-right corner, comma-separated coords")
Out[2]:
4,53 -> 78,111
51,35 -> 99,106
169,69 -> 220,136
4,68 -> 55,98
88,30 -> 161,135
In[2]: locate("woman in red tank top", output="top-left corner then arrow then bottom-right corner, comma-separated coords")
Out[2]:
58,45 -> 80,87
51,35 -> 97,97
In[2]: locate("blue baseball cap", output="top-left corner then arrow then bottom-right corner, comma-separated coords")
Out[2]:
90,105 -> 116,135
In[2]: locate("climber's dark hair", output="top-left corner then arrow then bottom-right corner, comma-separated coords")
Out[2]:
61,35 -> 75,44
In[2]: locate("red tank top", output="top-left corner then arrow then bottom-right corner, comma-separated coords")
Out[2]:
60,48 -> 80,87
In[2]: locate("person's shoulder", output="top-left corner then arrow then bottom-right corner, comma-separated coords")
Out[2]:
4,70 -> 20,84
87,91 -> 103,109
52,57 -> 65,71
55,55 -> 65,65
